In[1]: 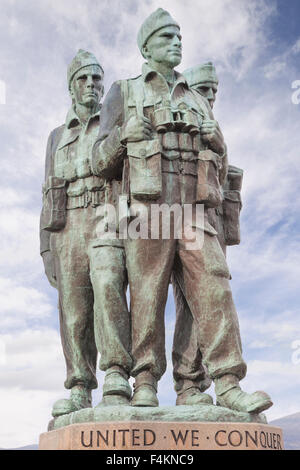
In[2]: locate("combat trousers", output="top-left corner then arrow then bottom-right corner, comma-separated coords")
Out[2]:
124,171 -> 246,383
171,207 -> 227,392
171,274 -> 208,393
89,242 -> 132,375
51,205 -> 131,390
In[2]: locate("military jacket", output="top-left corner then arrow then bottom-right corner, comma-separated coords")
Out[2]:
92,64 -> 227,196
40,107 -> 104,254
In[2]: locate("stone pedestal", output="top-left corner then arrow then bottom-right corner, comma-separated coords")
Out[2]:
39,405 -> 284,450
39,420 -> 283,450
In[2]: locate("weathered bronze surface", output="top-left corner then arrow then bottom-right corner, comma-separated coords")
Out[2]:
40,9 -> 273,429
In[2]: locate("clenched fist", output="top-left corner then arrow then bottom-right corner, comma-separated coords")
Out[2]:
201,119 -> 225,156
120,115 -> 153,143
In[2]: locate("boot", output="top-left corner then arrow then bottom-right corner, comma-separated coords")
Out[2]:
98,366 -> 131,407
199,375 -> 213,393
176,387 -> 213,406
52,384 -> 92,418
131,371 -> 159,407
215,374 -> 273,414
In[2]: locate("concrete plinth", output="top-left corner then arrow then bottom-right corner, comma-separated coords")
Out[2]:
39,421 -> 283,450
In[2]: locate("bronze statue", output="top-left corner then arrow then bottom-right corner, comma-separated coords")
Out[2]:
40,50 -> 132,417
92,9 -> 273,413
172,62 -> 244,406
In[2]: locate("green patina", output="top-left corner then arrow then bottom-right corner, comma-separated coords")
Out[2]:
40,9 -> 272,425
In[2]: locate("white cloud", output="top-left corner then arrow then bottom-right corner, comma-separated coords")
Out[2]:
241,360 -> 300,421
0,327 -> 104,448
240,310 -> 300,348
0,278 -> 53,329
263,35 -> 300,80
0,329 -> 64,389
0,388 -> 60,448
0,328 -> 65,448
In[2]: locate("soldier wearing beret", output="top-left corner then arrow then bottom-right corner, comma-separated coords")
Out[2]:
172,62 -> 244,405
92,9 -> 272,414
40,50 -> 132,417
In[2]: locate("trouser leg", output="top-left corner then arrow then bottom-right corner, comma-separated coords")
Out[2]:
90,244 -> 132,374
54,253 -> 98,390
174,230 -> 247,382
171,274 -> 207,393
125,238 -> 175,381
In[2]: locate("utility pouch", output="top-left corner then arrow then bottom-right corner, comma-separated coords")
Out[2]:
222,166 -> 243,245
223,190 -> 242,245
196,149 -> 223,208
41,176 -> 67,232
127,139 -> 162,200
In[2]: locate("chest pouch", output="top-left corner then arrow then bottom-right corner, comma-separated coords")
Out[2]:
196,149 -> 223,208
127,138 -> 162,200
41,176 -> 67,232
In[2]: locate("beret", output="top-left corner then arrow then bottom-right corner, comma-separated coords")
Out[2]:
67,49 -> 103,89
137,8 -> 180,53
183,62 -> 218,87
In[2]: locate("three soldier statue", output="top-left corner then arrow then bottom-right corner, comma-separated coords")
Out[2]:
40,8 -> 272,418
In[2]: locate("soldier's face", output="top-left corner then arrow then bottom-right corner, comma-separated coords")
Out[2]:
144,25 -> 182,68
71,65 -> 104,108
194,82 -> 218,109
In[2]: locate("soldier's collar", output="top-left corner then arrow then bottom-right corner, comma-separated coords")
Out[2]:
141,62 -> 188,89
65,106 -> 101,129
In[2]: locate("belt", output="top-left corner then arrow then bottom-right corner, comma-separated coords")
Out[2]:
66,189 -> 104,209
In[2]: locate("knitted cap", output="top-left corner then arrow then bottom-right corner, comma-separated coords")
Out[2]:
183,62 -> 218,87
137,8 -> 180,52
67,49 -> 103,89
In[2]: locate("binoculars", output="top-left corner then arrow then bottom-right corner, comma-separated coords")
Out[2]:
154,101 -> 201,135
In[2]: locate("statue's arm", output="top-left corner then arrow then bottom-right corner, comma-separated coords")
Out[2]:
40,127 -> 64,289
92,81 -> 126,179
204,103 -> 228,186
40,130 -> 54,256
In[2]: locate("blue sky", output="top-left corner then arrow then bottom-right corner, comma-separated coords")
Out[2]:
0,0 -> 300,448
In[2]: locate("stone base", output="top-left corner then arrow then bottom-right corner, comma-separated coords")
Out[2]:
39,421 -> 284,450
39,405 -> 284,450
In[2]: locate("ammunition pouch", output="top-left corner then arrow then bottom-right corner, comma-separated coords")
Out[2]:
127,138 -> 162,200
196,149 -> 223,208
41,176 -> 67,232
223,190 -> 242,245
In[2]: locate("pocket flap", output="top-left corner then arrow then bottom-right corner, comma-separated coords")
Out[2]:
43,176 -> 66,194
223,190 -> 242,204
192,219 -> 218,236
57,128 -> 80,150
127,139 -> 161,159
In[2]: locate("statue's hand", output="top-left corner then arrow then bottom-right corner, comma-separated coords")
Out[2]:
120,115 -> 153,143
42,251 -> 57,289
201,120 -> 225,156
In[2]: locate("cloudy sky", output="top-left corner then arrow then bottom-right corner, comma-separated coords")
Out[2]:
0,0 -> 300,448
